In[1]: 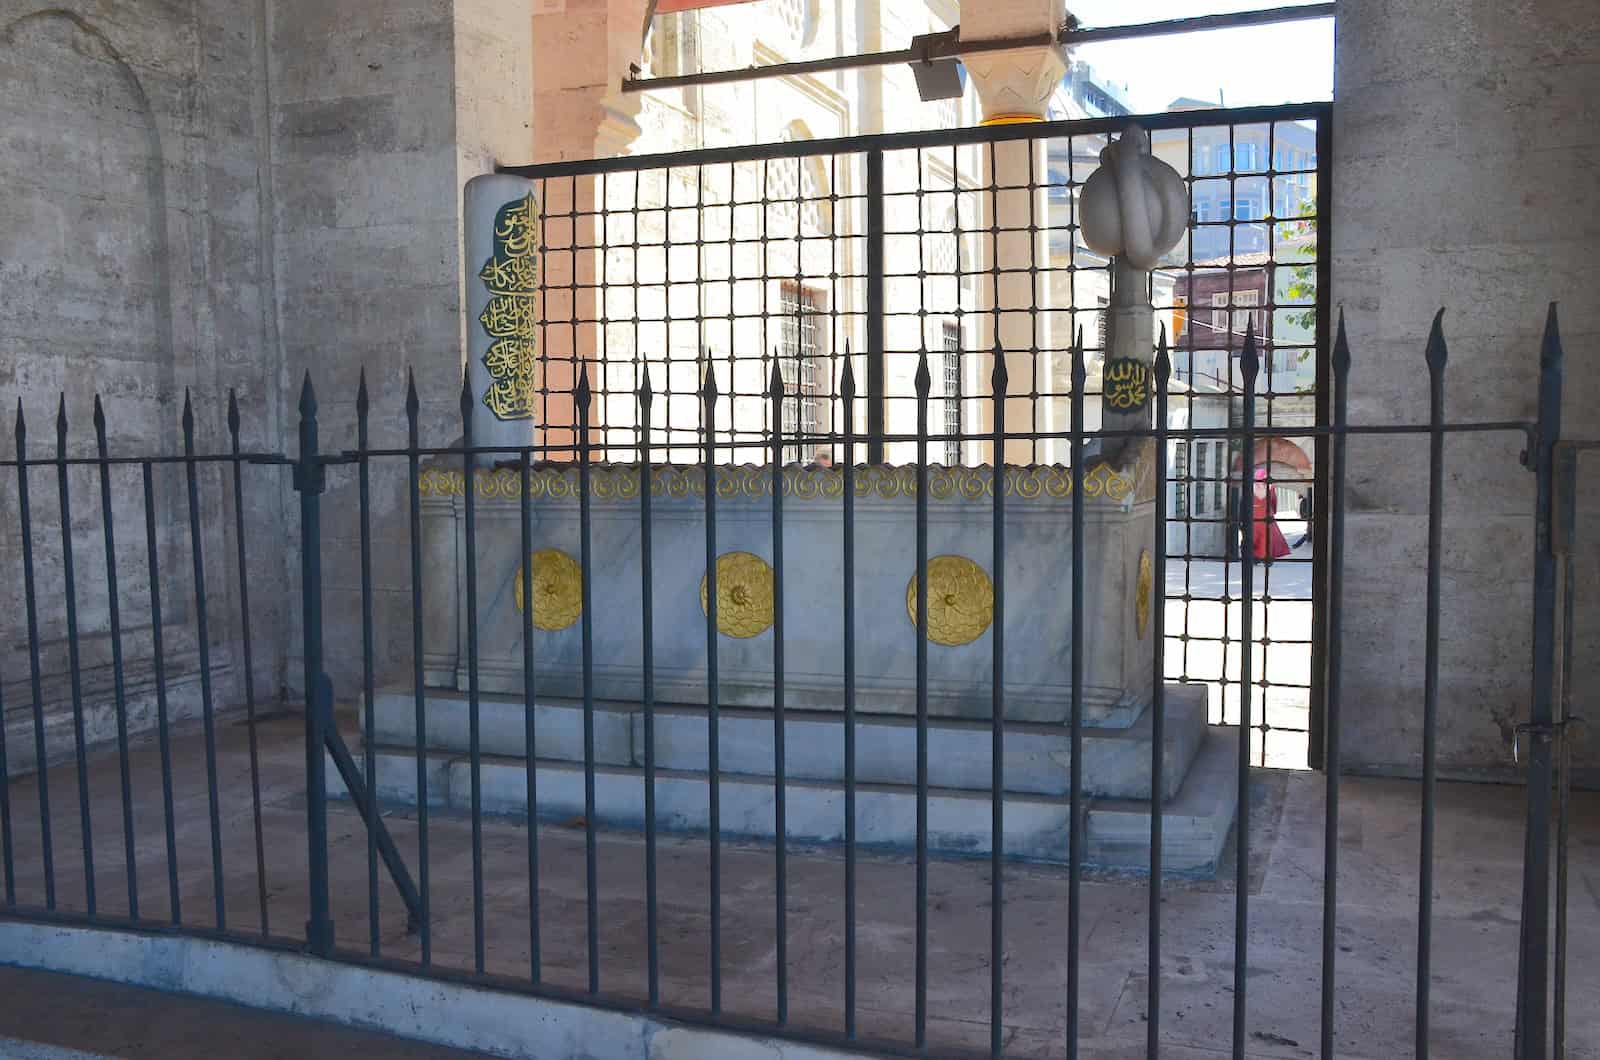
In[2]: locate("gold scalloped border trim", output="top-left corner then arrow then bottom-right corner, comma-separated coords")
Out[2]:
417,451 -> 1153,504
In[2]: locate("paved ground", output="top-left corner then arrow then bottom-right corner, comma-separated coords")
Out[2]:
0,965 -> 490,1058
1168,526 -> 1315,769
0,710 -> 1594,1058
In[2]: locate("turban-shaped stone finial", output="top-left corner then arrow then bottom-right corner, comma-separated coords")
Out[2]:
1079,124 -> 1190,271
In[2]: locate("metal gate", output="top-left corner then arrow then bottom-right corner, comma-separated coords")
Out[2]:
0,106 -> 1588,1059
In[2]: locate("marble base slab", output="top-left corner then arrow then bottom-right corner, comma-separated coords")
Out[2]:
419,453 -> 1159,727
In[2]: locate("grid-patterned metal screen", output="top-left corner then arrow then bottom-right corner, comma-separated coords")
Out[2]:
508,103 -> 1329,767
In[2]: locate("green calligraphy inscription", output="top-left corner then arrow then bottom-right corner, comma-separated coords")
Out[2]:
478,192 -> 541,420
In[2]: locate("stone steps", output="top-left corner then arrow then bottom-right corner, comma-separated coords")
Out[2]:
330,725 -> 1239,876
364,683 -> 1209,802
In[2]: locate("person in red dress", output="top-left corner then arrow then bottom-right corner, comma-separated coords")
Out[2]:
1251,466 -> 1292,561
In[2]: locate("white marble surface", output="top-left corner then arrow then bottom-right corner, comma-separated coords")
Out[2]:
428,463 -> 1159,727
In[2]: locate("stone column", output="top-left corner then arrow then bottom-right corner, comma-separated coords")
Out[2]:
962,0 -> 1066,466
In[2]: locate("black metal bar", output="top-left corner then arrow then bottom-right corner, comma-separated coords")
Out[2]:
296,376 -> 333,955
1234,323 -> 1260,1060
321,700 -> 423,928
1515,303 -> 1563,1060
54,396 -> 96,915
1070,3 -> 1335,44
1067,331 -> 1086,1059
701,362 -> 723,1017
1150,332 -> 1171,1059
459,373 -> 485,975
520,447 -> 542,985
404,372 -> 432,965
141,460 -> 180,925
1553,441 -> 1577,1060
638,370 -> 659,1008
866,150 -> 886,465
1308,109 -> 1333,772
16,401 -> 56,910
93,397 -> 137,921
912,349 -> 931,1050
1418,310 -> 1449,1058
618,6 -> 1333,93
1320,312 -> 1352,1059
0,459 -> 10,906
500,102 -> 1332,180
356,371 -> 379,956
767,360 -> 789,1026
577,366 -> 600,996
839,352 -> 859,1040
989,344 -> 1008,1059
182,391 -> 225,931
321,415 -> 1536,465
227,391 -> 268,936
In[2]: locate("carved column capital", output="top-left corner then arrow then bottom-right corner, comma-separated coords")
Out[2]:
964,44 -> 1067,124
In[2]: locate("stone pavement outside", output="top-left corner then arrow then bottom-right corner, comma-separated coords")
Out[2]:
0,965 -> 491,1059
0,708 -> 1594,1058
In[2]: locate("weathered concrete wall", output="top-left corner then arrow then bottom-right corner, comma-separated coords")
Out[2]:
0,0 -> 539,751
269,0 -> 535,699
1332,0 -> 1600,774
0,1 -> 289,768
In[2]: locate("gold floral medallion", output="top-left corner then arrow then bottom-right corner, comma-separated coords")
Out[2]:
699,551 -> 775,638
512,548 -> 583,631
905,555 -> 995,647
1136,549 -> 1153,639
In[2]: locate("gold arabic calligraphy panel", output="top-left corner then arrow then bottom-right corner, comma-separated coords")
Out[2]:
478,192 -> 541,421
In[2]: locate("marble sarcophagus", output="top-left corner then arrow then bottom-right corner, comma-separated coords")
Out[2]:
417,446 -> 1159,727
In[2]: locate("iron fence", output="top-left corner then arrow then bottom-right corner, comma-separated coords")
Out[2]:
0,107 -> 1584,1060
500,103 -> 1330,769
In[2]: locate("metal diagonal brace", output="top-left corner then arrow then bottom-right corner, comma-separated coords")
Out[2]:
320,675 -> 424,933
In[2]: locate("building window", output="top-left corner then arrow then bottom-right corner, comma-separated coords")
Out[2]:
769,123 -> 830,235
1231,289 -> 1262,336
651,12 -> 699,79
775,0 -> 819,47
1214,143 -> 1231,174
1235,143 -> 1259,171
1194,440 -> 1211,515
779,284 -> 825,461
1212,441 -> 1226,511
1234,198 -> 1257,221
942,321 -> 962,466
1173,436 -> 1190,520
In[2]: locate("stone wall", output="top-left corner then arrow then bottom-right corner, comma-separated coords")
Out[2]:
0,0 -> 537,757
1332,0 -> 1600,775
0,0 -> 287,767
269,0 -> 534,698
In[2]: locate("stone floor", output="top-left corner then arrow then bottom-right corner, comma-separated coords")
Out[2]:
0,965 -> 489,1058
0,707 -> 1594,1059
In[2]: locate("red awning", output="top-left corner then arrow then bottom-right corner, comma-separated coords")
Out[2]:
654,0 -> 761,12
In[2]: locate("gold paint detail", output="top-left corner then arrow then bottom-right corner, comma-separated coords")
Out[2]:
1136,549 -> 1153,640
699,551 -> 775,639
979,113 -> 1045,126
512,548 -> 583,631
906,555 -> 995,647
477,192 -> 540,421
1103,358 -> 1151,412
416,463 -> 1143,502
